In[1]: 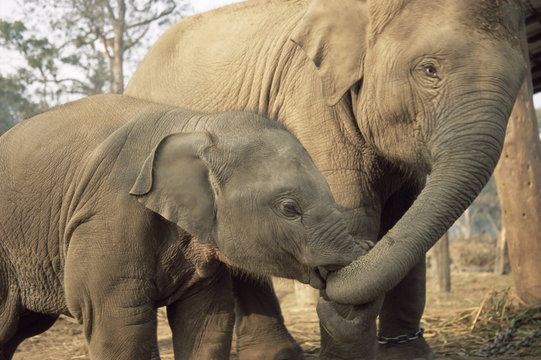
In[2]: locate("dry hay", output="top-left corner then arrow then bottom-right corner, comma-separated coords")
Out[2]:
449,239 -> 496,272
422,289 -> 541,357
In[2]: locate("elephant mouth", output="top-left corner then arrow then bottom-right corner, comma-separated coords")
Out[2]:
301,263 -> 348,289
307,267 -> 326,289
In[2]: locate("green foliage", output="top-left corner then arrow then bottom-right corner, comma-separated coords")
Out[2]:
17,0 -> 184,94
0,20 -> 46,127
0,0 -> 187,113
0,19 -> 69,106
0,74 -> 42,134
0,16 -> 117,102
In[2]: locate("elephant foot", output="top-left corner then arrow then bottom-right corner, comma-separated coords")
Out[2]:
376,336 -> 434,360
319,343 -> 375,360
236,330 -> 304,360
319,322 -> 377,360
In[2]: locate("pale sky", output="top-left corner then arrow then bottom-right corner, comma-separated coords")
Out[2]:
0,0 -> 245,20
192,0 -> 244,13
0,0 -> 17,19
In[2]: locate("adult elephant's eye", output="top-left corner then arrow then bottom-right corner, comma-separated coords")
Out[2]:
279,199 -> 302,219
423,64 -> 439,79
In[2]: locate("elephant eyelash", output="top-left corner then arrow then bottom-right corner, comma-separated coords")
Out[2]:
411,56 -> 443,84
273,197 -> 303,219
281,202 -> 302,218
423,64 -> 440,79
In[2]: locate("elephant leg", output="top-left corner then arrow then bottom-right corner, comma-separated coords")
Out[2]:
369,184 -> 433,360
0,278 -> 21,360
377,259 -> 434,360
80,299 -> 158,359
66,273 -> 157,358
318,295 -> 382,360
65,226 -> 161,360
232,275 -> 304,360
66,274 -> 158,360
0,311 -> 57,360
150,331 -> 161,360
166,266 -> 235,360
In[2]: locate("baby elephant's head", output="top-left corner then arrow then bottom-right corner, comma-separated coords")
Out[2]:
130,112 -> 364,288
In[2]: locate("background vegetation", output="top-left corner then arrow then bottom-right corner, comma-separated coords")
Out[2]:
0,0 -> 191,131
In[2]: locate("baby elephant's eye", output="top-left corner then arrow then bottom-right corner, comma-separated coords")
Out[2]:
279,199 -> 302,219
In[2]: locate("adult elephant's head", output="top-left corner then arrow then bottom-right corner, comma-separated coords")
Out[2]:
291,0 -> 527,304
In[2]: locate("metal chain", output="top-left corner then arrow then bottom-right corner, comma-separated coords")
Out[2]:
377,328 -> 425,345
479,317 -> 541,357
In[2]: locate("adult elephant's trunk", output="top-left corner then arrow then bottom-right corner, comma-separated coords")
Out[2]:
326,97 -> 517,305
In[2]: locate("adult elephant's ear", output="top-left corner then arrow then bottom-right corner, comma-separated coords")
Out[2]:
290,0 -> 369,106
130,132 -> 217,243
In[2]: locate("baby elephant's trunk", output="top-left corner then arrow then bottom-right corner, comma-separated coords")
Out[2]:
303,215 -> 368,271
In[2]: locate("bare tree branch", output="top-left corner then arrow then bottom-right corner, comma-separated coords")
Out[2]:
126,5 -> 176,30
128,0 -> 152,13
104,0 -> 118,23
96,30 -> 113,61
4,0 -> 182,105
124,25 -> 150,50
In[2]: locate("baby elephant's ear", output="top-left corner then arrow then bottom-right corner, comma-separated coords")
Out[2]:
129,132 -> 216,243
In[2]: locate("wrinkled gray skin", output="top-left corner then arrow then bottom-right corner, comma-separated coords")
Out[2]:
126,0 -> 527,359
0,94 -> 369,360
126,0 -> 524,360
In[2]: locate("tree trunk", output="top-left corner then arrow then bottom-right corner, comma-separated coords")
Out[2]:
494,22 -> 541,305
455,207 -> 473,240
430,232 -> 451,293
110,0 -> 125,93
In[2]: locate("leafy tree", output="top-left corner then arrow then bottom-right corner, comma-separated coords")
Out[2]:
0,73 -> 42,134
30,0 -> 184,93
0,0 -> 189,119
0,19 -> 106,107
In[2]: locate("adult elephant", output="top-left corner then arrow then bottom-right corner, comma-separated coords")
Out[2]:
126,0 -> 526,359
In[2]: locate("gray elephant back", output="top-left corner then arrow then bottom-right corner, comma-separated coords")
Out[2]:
0,94 -> 176,313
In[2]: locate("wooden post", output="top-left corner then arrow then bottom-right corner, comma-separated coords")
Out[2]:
494,227 -> 511,275
493,20 -> 541,306
431,232 -> 451,292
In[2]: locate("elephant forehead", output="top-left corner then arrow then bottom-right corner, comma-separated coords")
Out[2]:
219,130 -> 331,199
459,0 -> 522,45
239,148 -> 319,183
230,161 -> 313,188
224,163 -> 331,210
230,135 -> 310,173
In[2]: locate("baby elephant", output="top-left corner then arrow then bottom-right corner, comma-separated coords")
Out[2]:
0,94 -> 367,359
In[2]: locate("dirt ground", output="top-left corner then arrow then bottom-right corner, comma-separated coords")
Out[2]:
11,272 -> 541,359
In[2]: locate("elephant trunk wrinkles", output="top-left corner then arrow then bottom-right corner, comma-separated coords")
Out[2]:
326,103 -> 512,305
